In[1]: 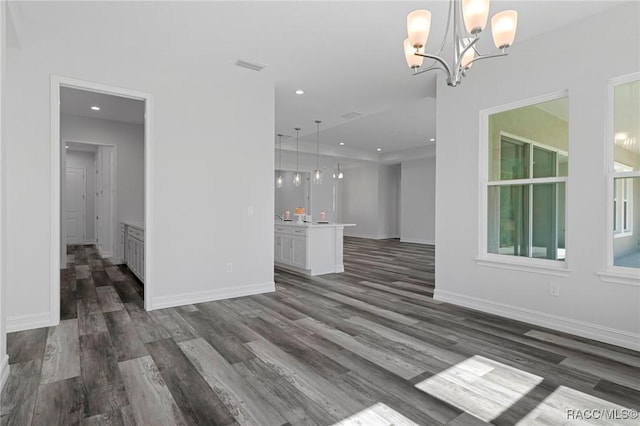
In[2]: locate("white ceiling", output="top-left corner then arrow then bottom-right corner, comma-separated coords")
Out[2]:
8,1 -> 627,161
61,87 -> 145,125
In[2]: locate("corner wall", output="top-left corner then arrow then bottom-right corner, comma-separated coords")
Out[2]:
401,157 -> 435,245
0,0 -> 9,391
435,3 -> 640,349
5,17 -> 275,329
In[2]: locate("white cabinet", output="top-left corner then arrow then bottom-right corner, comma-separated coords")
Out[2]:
275,223 -> 354,276
122,222 -> 144,283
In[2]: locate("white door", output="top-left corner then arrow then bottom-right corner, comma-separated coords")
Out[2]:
65,167 -> 86,245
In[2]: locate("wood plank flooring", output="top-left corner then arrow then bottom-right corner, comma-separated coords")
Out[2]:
1,239 -> 639,425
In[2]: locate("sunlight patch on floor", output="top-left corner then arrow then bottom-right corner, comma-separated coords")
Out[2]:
517,385 -> 637,425
333,402 -> 419,426
415,355 -> 543,422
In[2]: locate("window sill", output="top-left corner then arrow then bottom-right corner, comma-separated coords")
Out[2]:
597,270 -> 640,286
475,255 -> 570,277
613,232 -> 633,239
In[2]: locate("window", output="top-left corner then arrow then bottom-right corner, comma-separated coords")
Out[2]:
486,96 -> 568,262
611,78 -> 639,270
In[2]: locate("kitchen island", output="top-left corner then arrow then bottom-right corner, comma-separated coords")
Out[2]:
275,222 -> 356,276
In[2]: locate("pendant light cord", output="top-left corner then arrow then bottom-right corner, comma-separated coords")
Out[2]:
295,128 -> 300,173
315,120 -> 321,170
277,134 -> 282,170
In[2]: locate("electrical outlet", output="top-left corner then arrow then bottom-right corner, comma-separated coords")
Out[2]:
247,206 -> 254,216
226,262 -> 233,273
549,282 -> 560,297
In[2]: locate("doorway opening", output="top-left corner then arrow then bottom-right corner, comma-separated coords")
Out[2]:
52,76 -> 153,323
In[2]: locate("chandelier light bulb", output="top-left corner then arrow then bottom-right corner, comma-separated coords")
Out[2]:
404,39 -> 424,69
293,172 -> 301,187
407,10 -> 431,49
462,0 -> 490,34
491,10 -> 518,49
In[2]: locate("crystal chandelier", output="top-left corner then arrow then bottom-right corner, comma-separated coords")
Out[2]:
404,0 -> 518,87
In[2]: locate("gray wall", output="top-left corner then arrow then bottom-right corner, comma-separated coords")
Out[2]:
401,157 -> 436,244
341,164 -> 400,239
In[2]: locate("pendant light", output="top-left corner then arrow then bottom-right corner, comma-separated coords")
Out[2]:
293,127 -> 302,187
333,162 -> 344,180
312,120 -> 322,184
276,134 -> 284,189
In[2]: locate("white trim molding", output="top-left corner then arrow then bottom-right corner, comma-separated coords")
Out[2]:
400,238 -> 435,245
434,289 -> 640,351
6,312 -> 52,332
597,270 -> 640,287
343,232 -> 400,240
51,75 -> 154,323
0,355 -> 9,394
151,282 -> 276,311
475,255 -> 570,277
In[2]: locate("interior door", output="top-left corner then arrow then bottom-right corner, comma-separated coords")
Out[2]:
65,167 -> 86,245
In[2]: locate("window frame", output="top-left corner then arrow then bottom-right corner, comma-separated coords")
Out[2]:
477,90 -> 571,276
599,73 -> 640,286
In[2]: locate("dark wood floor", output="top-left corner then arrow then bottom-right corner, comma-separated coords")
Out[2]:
1,238 -> 638,425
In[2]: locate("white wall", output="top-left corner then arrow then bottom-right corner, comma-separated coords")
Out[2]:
341,164 -> 400,239
65,149 -> 96,242
401,157 -> 436,244
62,115 -> 144,259
274,170 -> 309,217
5,17 -> 274,329
0,0 -> 9,392
435,3 -> 640,350
378,164 -> 400,238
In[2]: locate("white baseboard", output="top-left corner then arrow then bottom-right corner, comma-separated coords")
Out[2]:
434,289 -> 640,351
0,355 -> 10,394
150,281 -> 276,310
400,237 -> 435,245
344,232 -> 400,240
6,312 -> 52,332
97,247 -> 113,259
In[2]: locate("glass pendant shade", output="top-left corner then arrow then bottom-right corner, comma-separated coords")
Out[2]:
491,10 -> 518,49
313,120 -> 323,185
407,10 -> 431,48
294,127 -> 301,186
333,163 -> 344,180
276,133 -> 284,189
463,0 -> 490,34
313,169 -> 322,184
404,39 -> 424,69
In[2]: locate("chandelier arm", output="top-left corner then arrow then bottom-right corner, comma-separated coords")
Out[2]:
456,36 -> 480,64
412,64 -> 447,76
414,52 -> 452,79
465,51 -> 508,67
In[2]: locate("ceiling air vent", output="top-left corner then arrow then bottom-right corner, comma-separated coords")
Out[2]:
341,111 -> 363,120
234,59 -> 266,72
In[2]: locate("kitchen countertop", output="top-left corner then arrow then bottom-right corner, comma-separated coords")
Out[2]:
275,221 -> 355,228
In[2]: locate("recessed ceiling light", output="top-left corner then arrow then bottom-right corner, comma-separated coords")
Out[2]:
294,89 -> 304,95
377,148 -> 382,152
429,138 -> 436,142
339,142 -> 345,146
65,145 -> 69,149
90,106 -> 101,111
